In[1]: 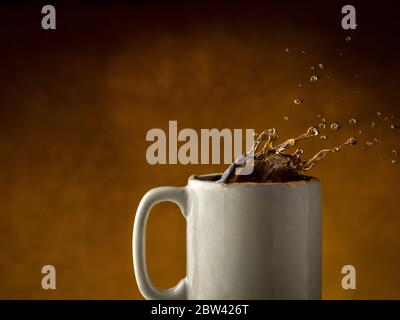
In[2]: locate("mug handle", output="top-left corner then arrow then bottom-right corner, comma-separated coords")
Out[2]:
133,186 -> 188,300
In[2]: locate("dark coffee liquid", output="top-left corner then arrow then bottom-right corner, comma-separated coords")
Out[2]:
219,127 -> 356,183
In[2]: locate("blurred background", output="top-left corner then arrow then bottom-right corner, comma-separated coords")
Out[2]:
0,0 -> 400,299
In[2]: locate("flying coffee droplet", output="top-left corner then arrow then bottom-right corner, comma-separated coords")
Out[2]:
292,148 -> 304,158
318,63 -> 325,70
392,160 -> 397,164
390,124 -> 397,129
298,83 -> 303,87
376,112 -> 382,116
391,115 -> 395,119
320,135 -> 327,140
358,130 -> 362,134
321,118 -> 326,123
310,75 -> 319,82
330,122 -> 340,131
384,116 -> 389,121
371,122 -> 376,128
347,137 -> 357,145
346,36 -> 351,42
307,127 -> 319,136
366,141 -> 373,147
301,50 -> 306,54
339,52 -> 343,56
373,138 -> 379,143
293,98 -> 303,104
285,48 -> 290,52
349,118 -> 357,124
283,116 -> 289,121
319,123 -> 326,129
392,150 -> 398,156
354,74 -> 359,79
317,114 -> 321,118
310,66 -> 315,70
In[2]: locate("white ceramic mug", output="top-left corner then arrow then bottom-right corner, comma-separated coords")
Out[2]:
133,173 -> 321,300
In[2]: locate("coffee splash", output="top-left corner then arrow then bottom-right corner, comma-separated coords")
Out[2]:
219,127 -> 357,183
226,38 -> 400,183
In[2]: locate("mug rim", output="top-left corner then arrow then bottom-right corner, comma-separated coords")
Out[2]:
189,173 -> 319,186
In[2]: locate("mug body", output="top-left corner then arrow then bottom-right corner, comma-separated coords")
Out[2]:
186,173 -> 321,299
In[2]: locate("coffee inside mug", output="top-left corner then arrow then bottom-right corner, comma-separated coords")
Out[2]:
193,172 -> 315,184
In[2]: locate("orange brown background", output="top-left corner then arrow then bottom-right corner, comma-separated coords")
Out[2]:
0,1 -> 400,299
